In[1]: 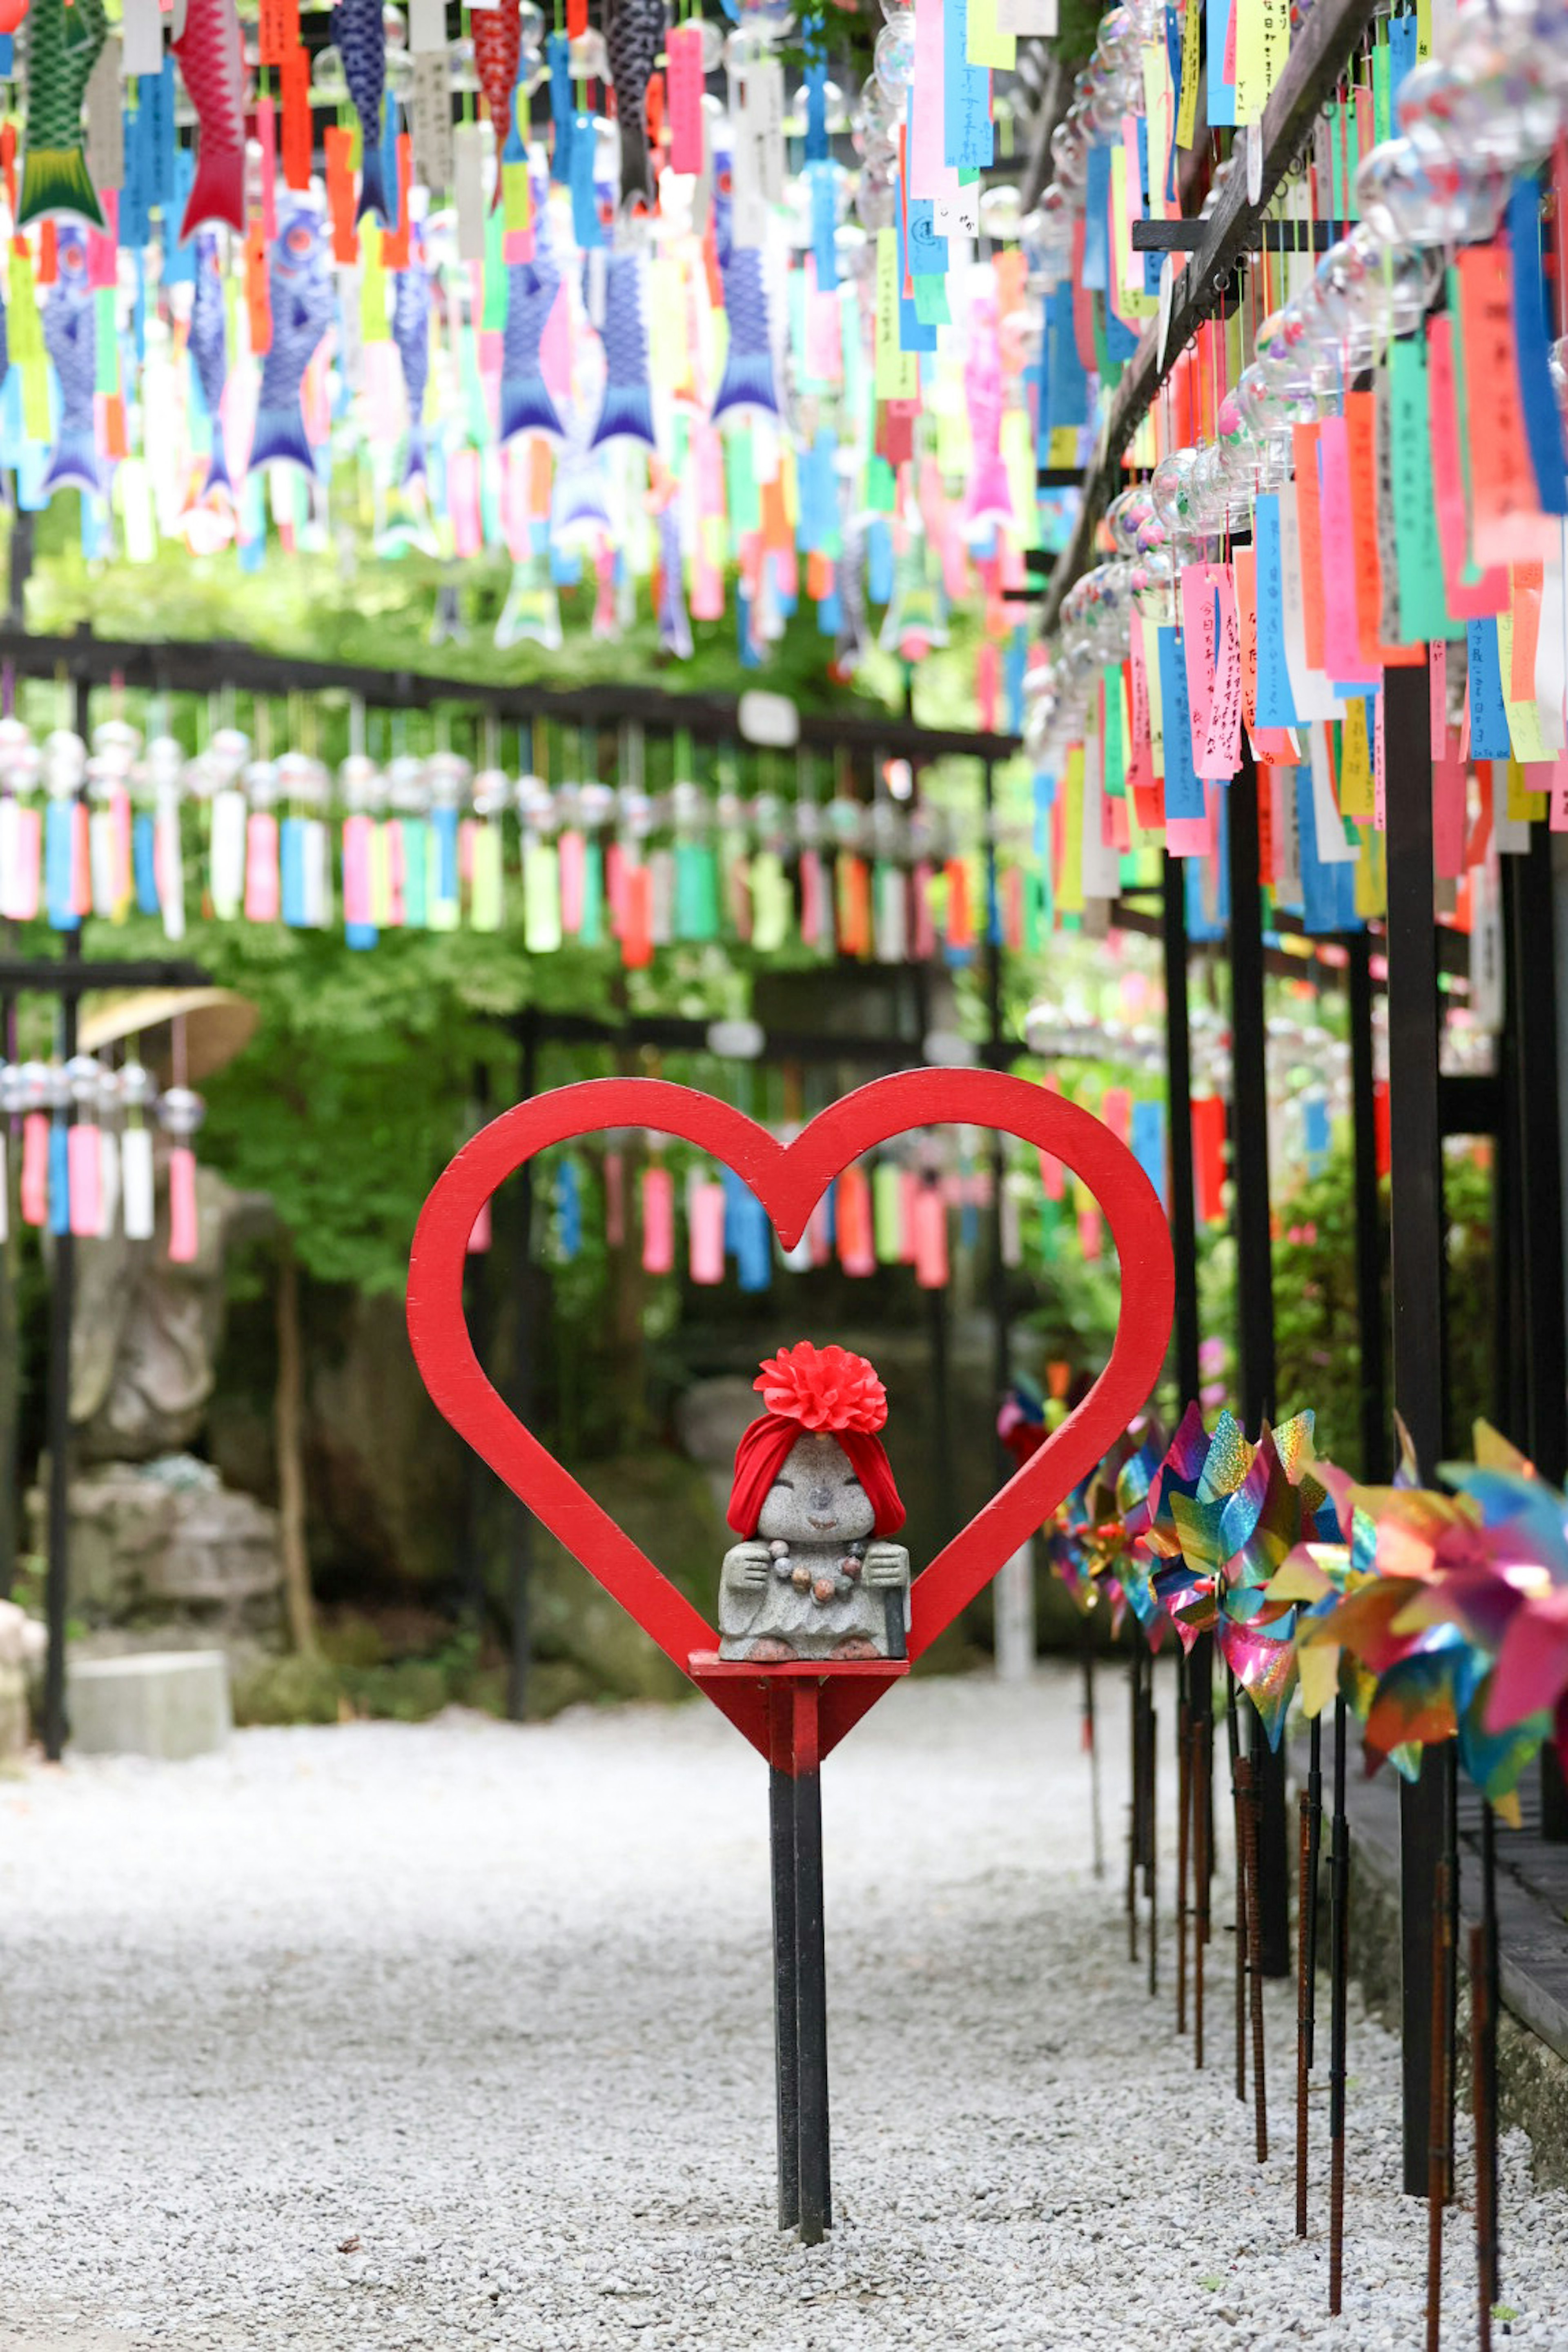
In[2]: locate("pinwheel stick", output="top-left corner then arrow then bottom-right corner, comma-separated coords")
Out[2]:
1127,1645 -> 1141,1964
1328,1695 -> 1350,2317
1144,1665 -> 1158,1999
1296,1789 -> 1312,2235
1228,1687 -> 1247,2104
1082,1625 -> 1103,1880
1194,1683 -> 1212,2070
1471,1920 -> 1493,2352
1305,1715 -> 1323,2064
1426,1852 -> 1453,2352
1177,1671 -> 1191,2037
1474,1798 -> 1501,2337
1238,1750 -> 1269,2162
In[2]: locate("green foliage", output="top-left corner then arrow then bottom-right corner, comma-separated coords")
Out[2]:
1241,1136 -> 1494,1476
231,1621 -> 503,1725
19,510 -> 993,731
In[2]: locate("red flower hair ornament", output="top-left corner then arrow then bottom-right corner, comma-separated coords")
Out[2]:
727,1343 -> 906,1538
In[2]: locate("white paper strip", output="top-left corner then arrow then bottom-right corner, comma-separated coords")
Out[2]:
209,787 -> 247,918
122,0 -> 164,78
411,51 -> 454,193
156,782 -> 185,942
1470,852 -> 1505,1033
85,38 -> 124,194
98,1129 -> 120,1242
1307,721 -> 1358,864
454,124 -> 486,262
997,0 -> 1058,29
0,795 -> 18,921
120,1125 -> 156,1242
408,0 -> 448,46
1079,726 -> 1121,898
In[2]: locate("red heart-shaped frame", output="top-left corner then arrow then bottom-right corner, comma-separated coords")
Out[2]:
407,1070 -> 1174,1762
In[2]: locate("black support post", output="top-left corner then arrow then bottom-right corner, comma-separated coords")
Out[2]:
507,1017 -> 539,1723
1346,929 -> 1388,1482
1162,850 -> 1202,1405
1501,832 -> 1568,1838
42,674 -> 90,1761
1383,656 -> 1452,2199
1226,747 -> 1288,1978
769,1757 -> 801,2231
793,1759 -> 830,2243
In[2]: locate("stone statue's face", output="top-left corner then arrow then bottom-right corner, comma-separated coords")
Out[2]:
755,1431 -> 876,1546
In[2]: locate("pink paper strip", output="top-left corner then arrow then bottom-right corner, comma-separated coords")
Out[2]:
1316,419 -> 1381,683
167,1146 -> 199,1265
342,813 -> 373,927
245,812 -> 280,922
641,1165 -> 675,1275
67,1123 -> 101,1238
19,1112 -> 48,1227
912,1183 -> 949,1289
688,1179 -> 726,1284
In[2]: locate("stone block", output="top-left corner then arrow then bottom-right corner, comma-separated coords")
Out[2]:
28,1455 -> 281,1628
67,1650 -> 232,1760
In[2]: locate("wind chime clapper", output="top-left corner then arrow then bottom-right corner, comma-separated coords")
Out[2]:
0,1054 -> 200,1260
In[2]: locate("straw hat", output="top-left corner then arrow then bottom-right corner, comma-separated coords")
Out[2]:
78,989 -> 260,1084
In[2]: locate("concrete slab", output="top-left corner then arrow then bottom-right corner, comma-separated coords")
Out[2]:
66,1650 -> 231,1761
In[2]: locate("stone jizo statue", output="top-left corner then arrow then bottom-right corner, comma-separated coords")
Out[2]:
718,1343 -> 911,1663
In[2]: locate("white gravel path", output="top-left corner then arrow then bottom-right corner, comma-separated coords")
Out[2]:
1,1666 -> 1565,2351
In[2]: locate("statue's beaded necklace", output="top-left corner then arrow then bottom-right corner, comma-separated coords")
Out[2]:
768,1536 -> 868,1607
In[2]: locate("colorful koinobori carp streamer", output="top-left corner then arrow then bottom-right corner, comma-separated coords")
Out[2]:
0,0 -> 1048,687
1044,1403 -> 1568,1819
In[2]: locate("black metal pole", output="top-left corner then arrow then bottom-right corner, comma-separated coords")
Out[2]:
1164,849 -> 1213,2054
507,1017 -> 539,1723
1346,927 -> 1388,1483
1384,654 -> 1452,2198
1227,745 -> 1289,1977
1501,832 -> 1568,1841
1162,848 -> 1202,1407
769,1748 -> 801,2232
0,939 -> 18,1601
1475,1796 -> 1501,2320
793,1742 -> 831,2242
982,762 -> 1012,1432
1328,1693 -> 1351,2314
42,673 -> 89,1761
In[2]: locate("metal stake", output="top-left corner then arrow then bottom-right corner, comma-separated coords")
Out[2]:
1305,1713 -> 1324,2064
1082,1628 -> 1103,1879
1177,1670 -> 1192,2036
1477,1800 -> 1501,2318
1128,1643 -> 1142,1965
1329,1695 -> 1351,2316
1296,1786 -> 1313,2236
1426,1852 -> 1453,2352
1229,1684 -> 1247,2103
1145,1662 -> 1158,1998
1239,1748 -> 1269,2162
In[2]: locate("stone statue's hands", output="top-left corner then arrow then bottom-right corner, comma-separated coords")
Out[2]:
724,1540 -> 774,1590
862,1541 -> 910,1589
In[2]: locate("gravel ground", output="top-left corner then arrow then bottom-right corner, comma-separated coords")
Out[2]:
1,1666 -> 1565,2352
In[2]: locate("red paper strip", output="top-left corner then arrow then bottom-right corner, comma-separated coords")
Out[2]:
257,0 -> 300,67
324,125 -> 359,264
1192,1094 -> 1227,1225
280,45 -> 313,191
